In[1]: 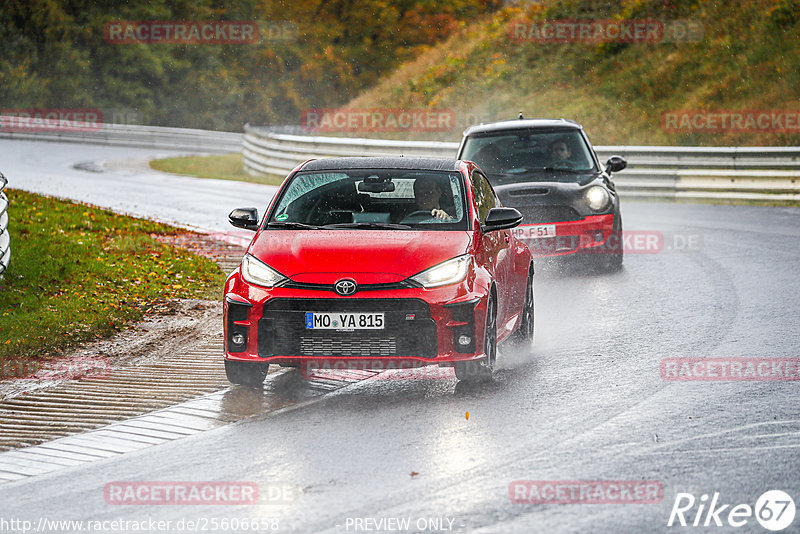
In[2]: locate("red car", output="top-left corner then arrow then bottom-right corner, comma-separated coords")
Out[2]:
223,157 -> 534,384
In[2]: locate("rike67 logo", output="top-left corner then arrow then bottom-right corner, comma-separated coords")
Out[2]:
668,490 -> 796,531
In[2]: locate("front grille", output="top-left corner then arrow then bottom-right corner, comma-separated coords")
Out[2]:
259,299 -> 437,358
516,206 -> 582,224
524,235 -> 581,255
300,336 -> 397,357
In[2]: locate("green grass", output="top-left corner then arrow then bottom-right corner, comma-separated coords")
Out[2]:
149,153 -> 286,186
0,189 -> 226,363
344,0 -> 800,146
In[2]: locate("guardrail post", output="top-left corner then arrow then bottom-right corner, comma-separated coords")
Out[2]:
0,172 -> 10,275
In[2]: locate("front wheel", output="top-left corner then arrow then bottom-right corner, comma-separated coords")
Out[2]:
601,213 -> 624,272
509,270 -> 534,346
225,360 -> 268,387
454,295 -> 496,382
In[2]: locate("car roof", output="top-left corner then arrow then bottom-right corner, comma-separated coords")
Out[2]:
299,157 -> 461,172
463,118 -> 583,136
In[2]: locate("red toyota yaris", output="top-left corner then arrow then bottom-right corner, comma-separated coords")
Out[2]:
223,157 -> 534,384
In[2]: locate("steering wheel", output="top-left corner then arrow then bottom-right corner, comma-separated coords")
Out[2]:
400,210 -> 440,223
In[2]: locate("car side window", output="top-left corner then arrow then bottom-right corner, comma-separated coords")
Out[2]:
471,171 -> 497,224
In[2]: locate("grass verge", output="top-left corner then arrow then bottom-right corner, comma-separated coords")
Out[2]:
345,1 -> 800,146
0,189 -> 226,363
149,153 -> 286,186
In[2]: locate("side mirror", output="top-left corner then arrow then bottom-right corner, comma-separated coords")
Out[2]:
229,207 -> 259,231
483,207 -> 523,232
605,156 -> 627,174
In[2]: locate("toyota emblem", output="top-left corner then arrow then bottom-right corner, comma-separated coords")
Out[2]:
334,279 -> 357,296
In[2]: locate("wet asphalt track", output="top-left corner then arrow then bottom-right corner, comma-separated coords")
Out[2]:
1,138 -> 799,533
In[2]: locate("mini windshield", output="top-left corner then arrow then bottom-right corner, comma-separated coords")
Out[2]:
268,170 -> 469,230
461,129 -> 597,178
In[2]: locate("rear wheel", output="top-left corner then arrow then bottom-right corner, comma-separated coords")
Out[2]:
455,295 -> 496,382
509,270 -> 534,346
225,360 -> 268,387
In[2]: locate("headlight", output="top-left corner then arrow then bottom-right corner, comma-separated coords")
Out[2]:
585,186 -> 611,211
241,254 -> 287,287
410,255 -> 471,288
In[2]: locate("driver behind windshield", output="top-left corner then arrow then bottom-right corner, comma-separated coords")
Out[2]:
412,176 -> 454,221
549,138 -> 572,162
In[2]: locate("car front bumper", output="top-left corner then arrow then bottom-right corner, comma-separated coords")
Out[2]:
510,213 -> 617,258
223,273 -> 492,368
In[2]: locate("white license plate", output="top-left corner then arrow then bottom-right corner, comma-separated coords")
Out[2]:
519,224 -> 556,238
305,312 -> 385,330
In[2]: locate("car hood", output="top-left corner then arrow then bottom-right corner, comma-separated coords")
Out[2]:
487,170 -> 603,187
248,230 -> 472,284
491,174 -> 614,222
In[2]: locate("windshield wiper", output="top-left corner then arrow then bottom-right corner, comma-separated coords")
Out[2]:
491,167 -> 579,176
266,221 -> 321,229
540,166 -> 581,172
322,222 -> 412,230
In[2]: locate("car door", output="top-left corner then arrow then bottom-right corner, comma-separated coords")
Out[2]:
472,170 -> 515,331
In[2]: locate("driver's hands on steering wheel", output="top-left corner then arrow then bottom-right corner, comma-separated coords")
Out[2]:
431,208 -> 453,220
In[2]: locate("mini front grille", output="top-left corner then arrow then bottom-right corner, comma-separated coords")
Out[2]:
524,235 -> 581,254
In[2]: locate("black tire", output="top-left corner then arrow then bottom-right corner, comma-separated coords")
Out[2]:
604,213 -> 624,271
454,295 -> 496,382
509,270 -> 534,346
225,360 -> 268,387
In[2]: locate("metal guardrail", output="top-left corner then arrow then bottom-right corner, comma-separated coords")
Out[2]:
243,125 -> 800,203
0,172 -> 9,275
242,124 -> 457,177
0,119 -> 242,153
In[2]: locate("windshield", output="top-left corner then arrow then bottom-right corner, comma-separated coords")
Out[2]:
268,170 -> 468,230
461,129 -> 598,178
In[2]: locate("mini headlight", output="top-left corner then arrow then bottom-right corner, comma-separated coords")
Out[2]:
585,186 -> 611,211
410,255 -> 471,288
241,254 -> 287,287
